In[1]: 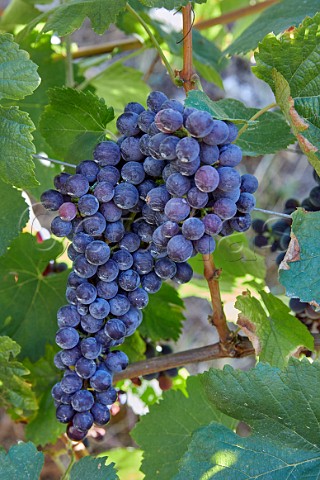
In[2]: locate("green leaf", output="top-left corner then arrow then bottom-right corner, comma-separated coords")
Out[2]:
279,209 -> 320,307
254,14 -> 320,172
117,330 -> 146,363
185,92 -> 295,155
0,106 -> 37,188
43,0 -> 127,36
39,87 -> 114,163
132,374 -> 236,480
0,180 -> 29,256
0,442 -> 44,480
235,290 -> 314,367
138,0 -> 206,6
9,32 -> 84,155
105,448 -> 143,480
189,233 -> 266,292
184,359 -> 320,479
0,0 -> 41,31
0,336 -> 37,420
0,233 -> 69,361
90,63 -> 150,116
226,0 -> 320,55
0,33 -> 39,100
24,345 -> 65,446
139,283 -> 185,342
70,456 -> 119,480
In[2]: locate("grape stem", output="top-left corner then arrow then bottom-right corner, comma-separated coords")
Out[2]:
253,207 -> 291,219
125,3 -> 181,86
114,332 -> 320,381
237,102 -> 278,139
202,253 -> 232,344
179,3 -> 196,93
33,154 -> 77,169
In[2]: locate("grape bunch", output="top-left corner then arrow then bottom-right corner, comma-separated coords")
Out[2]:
41,90 -> 257,441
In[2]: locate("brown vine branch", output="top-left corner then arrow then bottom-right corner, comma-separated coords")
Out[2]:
202,254 -> 231,344
179,3 -> 195,93
194,0 -> 280,30
114,333 -> 320,382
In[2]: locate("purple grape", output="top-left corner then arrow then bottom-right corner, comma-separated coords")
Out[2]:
146,186 -> 171,211
219,144 -> 242,167
165,198 -> 190,222
120,136 -> 144,162
202,120 -> 229,145
75,283 -> 97,304
185,110 -> 214,138
54,173 -> 71,194
154,257 -> 177,279
138,179 -> 157,200
182,217 -> 205,240
94,141 -> 121,166
109,294 -> 131,316
114,183 -> 139,209
90,369 -> 112,391
76,160 -> 99,183
60,372 -> 82,394
125,102 -> 145,114
89,298 -> 110,319
116,111 -> 140,136
167,235 -> 193,262
173,262 -> 193,284
104,221 -> 125,243
100,201 -> 122,222
58,202 -> 77,221
202,214 -> 223,235
57,305 -> 81,328
73,232 -> 94,253
147,91 -> 168,113
119,307 -> 142,335
137,222 -> 155,243
176,156 -> 200,176
73,411 -> 94,432
141,272 -> 162,293
118,269 -> 140,291
104,351 -> 129,372
56,327 -> 79,349
166,173 -> 191,196
138,110 -> 155,133
41,189 -> 64,211
119,233 -> 140,252
213,198 -> 237,220
71,389 -> 95,412
195,166 -> 219,192
56,404 -> 75,423
78,194 -> 99,216
127,288 -> 149,309
80,314 -> 104,334
132,250 -> 154,274
187,187 -> 209,209
97,165 -> 120,185
121,161 -> 145,185
96,388 -> 117,405
73,255 -> 98,278
155,108 -> 183,133
223,121 -> 238,143
75,356 -> 97,379
85,240 -> 110,265
176,137 -> 200,162
67,425 -> 87,441
161,221 -> 180,238
143,156 -> 165,177
199,144 -> 219,165
94,181 -> 114,203
51,216 -> 73,237
104,318 -> 127,340
229,214 -> 252,232
97,259 -> 119,282
217,167 -> 241,192
113,249 -> 134,270
80,337 -> 102,359
193,234 -> 216,254
67,244 -> 79,261
91,403 -> 110,426
236,192 -> 256,213
83,212 -> 106,236
60,346 -> 82,367
65,174 -> 89,197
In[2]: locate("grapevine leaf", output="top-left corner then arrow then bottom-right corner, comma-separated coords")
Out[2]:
105,449 -> 143,480
279,209 -> 320,307
139,283 -> 185,342
226,0 -> 320,55
0,233 -> 69,361
138,0 -> 207,6
39,87 -> 114,163
0,180 -> 29,256
0,336 -> 37,420
0,0 -> 41,31
69,456 -> 119,480
43,0 -> 127,36
0,442 -> 44,479
117,330 -> 146,363
5,32 -> 84,155
185,91 -> 295,155
254,14 -> 320,171
132,375 -> 237,480
24,345 -> 65,446
179,359 -> 320,479
0,106 -> 37,188
235,290 -> 314,367
0,33 -> 39,100
90,63 -> 150,117
189,233 -> 266,292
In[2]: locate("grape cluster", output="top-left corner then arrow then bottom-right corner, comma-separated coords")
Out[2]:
41,91 -> 257,441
